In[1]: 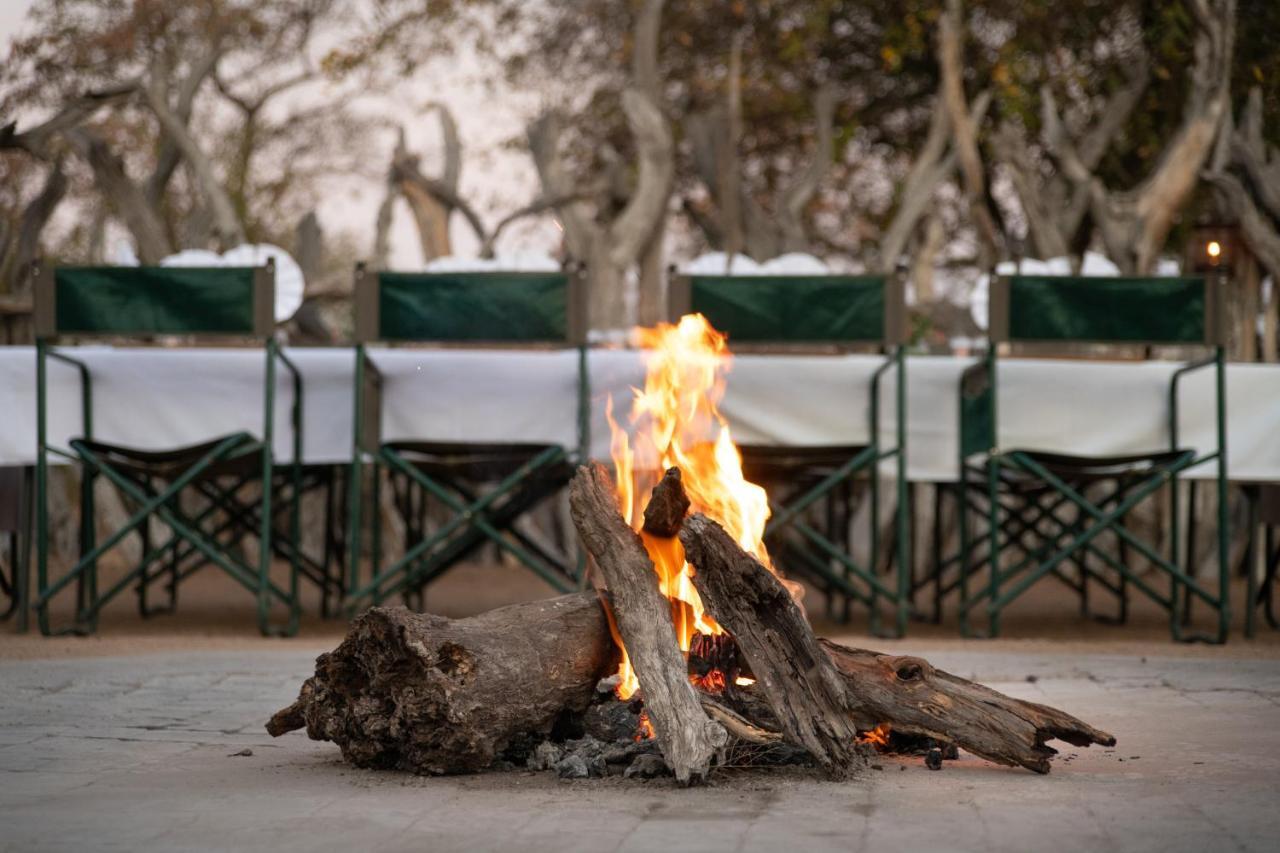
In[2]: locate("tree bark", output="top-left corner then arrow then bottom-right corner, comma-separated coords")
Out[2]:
266,593 -> 615,774
568,463 -> 727,784
820,640 -> 1115,774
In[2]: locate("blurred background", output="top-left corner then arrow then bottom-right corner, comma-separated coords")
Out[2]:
1,0 -> 1277,352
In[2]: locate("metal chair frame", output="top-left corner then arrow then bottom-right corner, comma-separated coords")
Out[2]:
31,261 -> 302,636
956,274 -> 1230,643
345,264 -> 589,609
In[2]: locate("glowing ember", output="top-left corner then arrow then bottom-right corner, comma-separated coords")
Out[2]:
635,710 -> 655,741
689,669 -> 727,694
607,314 -> 803,699
858,723 -> 892,749
733,676 -> 756,687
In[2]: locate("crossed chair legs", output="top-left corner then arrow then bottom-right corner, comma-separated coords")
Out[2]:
35,434 -> 300,637
345,445 -> 579,611
953,451 -> 1229,643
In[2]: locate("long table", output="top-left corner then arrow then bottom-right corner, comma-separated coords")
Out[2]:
1,346 -> 1277,483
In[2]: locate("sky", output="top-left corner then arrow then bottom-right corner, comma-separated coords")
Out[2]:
0,0 -> 557,269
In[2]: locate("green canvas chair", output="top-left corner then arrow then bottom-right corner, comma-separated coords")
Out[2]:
955,274 -> 1229,642
669,272 -> 911,636
345,265 -> 589,609
32,261 -> 302,636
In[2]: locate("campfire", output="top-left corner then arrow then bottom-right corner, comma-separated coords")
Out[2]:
268,315 -> 1115,784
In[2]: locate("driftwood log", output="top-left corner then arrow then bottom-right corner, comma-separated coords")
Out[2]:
569,463 -> 727,785
266,593 -> 615,774
680,512 -> 1116,774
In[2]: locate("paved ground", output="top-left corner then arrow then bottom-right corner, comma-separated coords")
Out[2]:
2,646 -> 1278,853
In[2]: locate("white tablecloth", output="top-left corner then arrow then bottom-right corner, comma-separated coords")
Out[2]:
1,346 -> 1276,482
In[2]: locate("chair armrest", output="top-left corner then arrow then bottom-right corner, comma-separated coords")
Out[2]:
45,348 -> 94,444
1168,353 -> 1219,452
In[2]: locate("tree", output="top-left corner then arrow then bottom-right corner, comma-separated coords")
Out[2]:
1,0 -> 375,279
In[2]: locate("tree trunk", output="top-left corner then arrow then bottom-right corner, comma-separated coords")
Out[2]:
266,593 -> 615,774
568,464 -> 727,784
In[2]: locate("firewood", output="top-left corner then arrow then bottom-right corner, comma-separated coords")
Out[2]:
680,513 -> 868,779
265,593 -> 615,775
642,466 -> 691,537
679,513 -> 1116,775
819,640 -> 1116,774
568,463 -> 727,785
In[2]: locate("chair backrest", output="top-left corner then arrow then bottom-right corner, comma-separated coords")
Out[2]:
33,264 -> 274,340
989,275 -> 1222,346
668,273 -> 906,346
354,267 -> 585,345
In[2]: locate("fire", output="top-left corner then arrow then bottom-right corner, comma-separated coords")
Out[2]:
689,670 -> 727,694
635,710 -> 655,741
607,314 -> 801,699
858,724 -> 892,749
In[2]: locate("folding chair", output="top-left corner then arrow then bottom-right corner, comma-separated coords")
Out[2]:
956,273 -> 1229,642
346,265 -> 589,609
32,261 -> 302,636
669,272 -> 911,636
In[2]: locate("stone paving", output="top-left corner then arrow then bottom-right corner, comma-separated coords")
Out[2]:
2,647 -> 1278,852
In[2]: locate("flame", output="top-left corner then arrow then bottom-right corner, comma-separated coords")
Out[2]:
607,314 -> 802,700
635,710 -> 655,741
690,669 -> 727,694
858,723 -> 892,749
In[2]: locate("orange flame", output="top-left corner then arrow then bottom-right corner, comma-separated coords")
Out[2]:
635,710 -> 655,741
858,723 -> 892,749
607,314 -> 801,699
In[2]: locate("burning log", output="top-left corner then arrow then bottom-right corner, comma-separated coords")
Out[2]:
820,640 -> 1116,774
680,514 -> 868,779
642,466 -> 691,536
679,513 -> 1116,775
568,463 -> 728,785
266,593 -> 615,774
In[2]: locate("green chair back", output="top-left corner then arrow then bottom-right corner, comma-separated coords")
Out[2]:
34,265 -> 274,339
355,268 -> 584,344
670,273 -> 905,345
989,275 -> 1221,345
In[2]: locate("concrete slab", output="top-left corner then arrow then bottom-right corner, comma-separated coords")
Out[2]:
2,648 -> 1278,853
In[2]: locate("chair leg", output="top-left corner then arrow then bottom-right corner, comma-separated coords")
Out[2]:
1183,480 -> 1199,628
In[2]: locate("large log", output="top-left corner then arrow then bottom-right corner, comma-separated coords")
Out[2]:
820,640 -> 1116,774
266,593 -> 615,774
680,513 -> 1116,775
680,514 -> 868,779
569,463 -> 727,785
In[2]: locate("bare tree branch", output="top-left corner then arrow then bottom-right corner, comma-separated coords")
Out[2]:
879,91 -> 991,272
64,128 -> 173,262
778,85 -> 837,253
937,0 -> 1001,267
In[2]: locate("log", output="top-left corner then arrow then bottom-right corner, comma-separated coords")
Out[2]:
680,513 -> 868,778
569,463 -> 727,785
266,593 -> 615,774
680,513 -> 1116,774
642,466 -> 691,537
819,640 -> 1116,774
